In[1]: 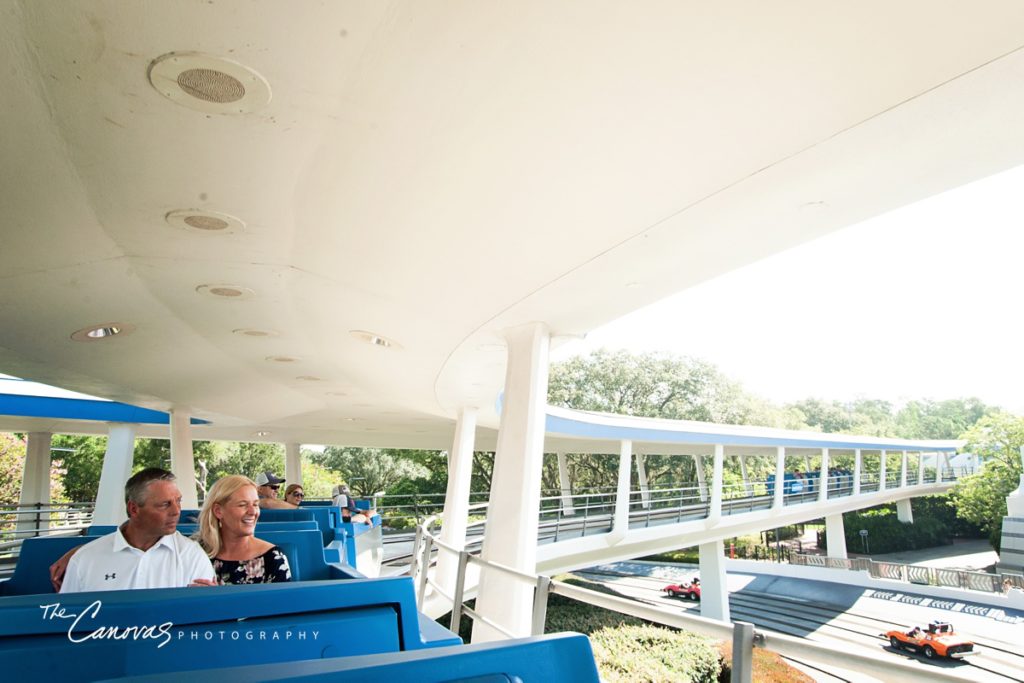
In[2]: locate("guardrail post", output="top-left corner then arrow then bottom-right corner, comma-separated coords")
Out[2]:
450,551 -> 471,632
409,526 -> 423,578
531,575 -> 552,636
731,621 -> 755,683
416,536 -> 433,609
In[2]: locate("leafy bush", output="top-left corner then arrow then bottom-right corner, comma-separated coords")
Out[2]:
821,506 -> 951,554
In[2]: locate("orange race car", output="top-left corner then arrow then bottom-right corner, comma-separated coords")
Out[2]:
884,621 -> 977,660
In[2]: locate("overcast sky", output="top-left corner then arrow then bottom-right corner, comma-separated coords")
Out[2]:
556,164 -> 1024,415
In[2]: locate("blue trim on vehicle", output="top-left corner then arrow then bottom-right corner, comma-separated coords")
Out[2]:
0,394 -> 209,425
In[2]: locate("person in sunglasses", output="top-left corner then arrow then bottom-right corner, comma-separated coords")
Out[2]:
254,471 -> 296,509
283,484 -> 305,506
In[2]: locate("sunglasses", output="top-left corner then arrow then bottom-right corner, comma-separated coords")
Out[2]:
289,492 -> 304,498
267,485 -> 280,491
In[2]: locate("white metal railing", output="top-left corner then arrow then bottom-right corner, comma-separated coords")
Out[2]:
791,553 -> 1023,594
411,515 -> 975,683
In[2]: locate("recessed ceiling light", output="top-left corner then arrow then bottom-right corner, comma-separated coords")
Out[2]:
255,430 -> 271,437
296,375 -> 321,381
342,417 -> 357,422
233,328 -> 278,337
71,323 -> 136,342
265,355 -> 300,363
166,209 -> 244,234
148,52 -> 272,114
349,330 -> 400,349
196,284 -> 255,300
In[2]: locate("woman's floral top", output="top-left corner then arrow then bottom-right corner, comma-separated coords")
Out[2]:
213,546 -> 291,584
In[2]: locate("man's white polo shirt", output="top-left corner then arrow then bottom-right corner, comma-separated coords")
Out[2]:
59,527 -> 215,593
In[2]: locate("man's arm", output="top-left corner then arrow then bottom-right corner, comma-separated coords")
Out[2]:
50,546 -> 80,592
57,549 -> 82,594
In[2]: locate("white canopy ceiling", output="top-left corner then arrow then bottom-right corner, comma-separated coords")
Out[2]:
2,1 -> 1024,448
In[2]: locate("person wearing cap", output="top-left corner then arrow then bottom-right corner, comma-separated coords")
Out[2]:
331,484 -> 374,524
254,471 -> 296,509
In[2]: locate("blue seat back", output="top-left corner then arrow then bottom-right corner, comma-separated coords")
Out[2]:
0,578 -> 460,681
0,536 -> 94,596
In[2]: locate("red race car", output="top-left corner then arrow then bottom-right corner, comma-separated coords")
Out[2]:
662,578 -> 701,601
883,621 -> 977,660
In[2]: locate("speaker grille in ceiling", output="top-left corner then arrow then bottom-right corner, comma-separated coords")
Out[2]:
176,68 -> 246,104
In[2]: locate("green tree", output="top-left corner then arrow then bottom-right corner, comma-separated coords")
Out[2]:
895,398 -> 994,439
312,447 -> 430,496
548,349 -> 752,424
948,412 -> 1024,549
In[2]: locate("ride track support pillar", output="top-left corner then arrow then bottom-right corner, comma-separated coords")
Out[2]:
853,449 -> 862,496
897,498 -> 914,524
285,442 -> 302,487
825,513 -> 847,559
772,446 -> 785,509
698,539 -> 729,622
707,444 -> 724,524
170,409 -> 198,510
695,454 -> 709,503
437,406 -> 478,598
608,439 -> 633,543
636,452 -> 651,509
818,448 -> 830,503
556,451 -> 575,516
473,322 -> 549,643
879,449 -> 888,491
93,423 -> 137,525
16,431 -> 52,537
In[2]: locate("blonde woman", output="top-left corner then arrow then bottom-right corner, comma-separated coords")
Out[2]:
196,475 -> 291,584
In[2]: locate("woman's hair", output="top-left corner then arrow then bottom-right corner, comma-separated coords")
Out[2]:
284,483 -> 303,498
195,474 -> 258,559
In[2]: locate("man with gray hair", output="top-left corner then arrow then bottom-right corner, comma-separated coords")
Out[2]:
55,467 -> 215,592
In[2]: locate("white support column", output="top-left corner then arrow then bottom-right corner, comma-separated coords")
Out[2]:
825,513 -> 847,559
917,451 -> 925,485
698,540 -> 729,622
879,450 -> 887,491
818,448 -> 830,502
473,322 -> 549,643
900,450 -> 908,488
853,449 -> 862,496
739,455 -> 751,496
897,498 -> 914,524
772,446 -> 786,509
695,455 -> 708,502
437,407 -> 478,597
636,453 -> 650,509
804,455 -> 813,473
708,444 -> 724,523
170,410 -> 198,510
93,423 -> 137,525
612,440 -> 633,534
16,432 -> 53,536
285,442 -> 302,487
556,452 -> 575,516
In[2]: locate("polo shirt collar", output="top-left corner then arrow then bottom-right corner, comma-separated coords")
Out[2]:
112,524 -> 177,552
